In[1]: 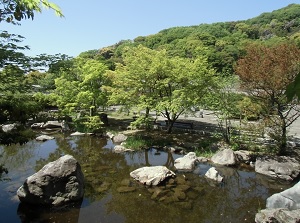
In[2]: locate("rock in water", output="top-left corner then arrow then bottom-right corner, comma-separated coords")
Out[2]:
205,167 -> 223,182
130,166 -> 175,186
211,148 -> 237,166
174,152 -> 198,171
17,155 -> 84,206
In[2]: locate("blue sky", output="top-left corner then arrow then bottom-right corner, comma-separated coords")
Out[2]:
1,0 -> 299,57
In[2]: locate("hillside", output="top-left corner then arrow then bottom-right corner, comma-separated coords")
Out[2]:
84,4 -> 300,75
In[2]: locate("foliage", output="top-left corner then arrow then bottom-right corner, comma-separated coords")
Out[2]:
0,64 -> 43,123
203,75 -> 242,144
82,116 -> 103,133
0,31 -> 30,70
98,4 -> 300,76
130,115 -> 154,130
105,45 -> 215,133
235,42 -> 300,154
0,125 -> 36,145
52,56 -> 108,115
0,0 -> 63,24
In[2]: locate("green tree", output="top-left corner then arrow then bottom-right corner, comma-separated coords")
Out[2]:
52,57 -> 108,116
0,64 -> 42,123
105,45 -> 215,133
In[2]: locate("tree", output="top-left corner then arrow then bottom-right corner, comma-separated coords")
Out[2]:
105,45 -> 215,133
0,64 -> 42,123
203,76 -> 242,144
0,31 -> 30,70
0,0 -> 63,24
235,42 -> 300,155
52,57 -> 108,116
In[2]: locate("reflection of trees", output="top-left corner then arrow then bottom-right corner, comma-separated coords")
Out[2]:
26,135 -> 292,223
0,152 -> 8,181
144,149 -> 175,168
34,135 -> 132,203
17,202 -> 82,223
0,141 -> 36,171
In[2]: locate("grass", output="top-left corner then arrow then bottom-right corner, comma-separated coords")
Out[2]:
124,135 -> 154,150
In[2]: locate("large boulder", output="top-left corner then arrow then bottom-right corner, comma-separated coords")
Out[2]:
211,148 -> 237,166
174,152 -> 198,171
255,156 -> 300,181
266,181 -> 300,210
17,155 -> 84,206
130,166 -> 175,186
255,181 -> 300,223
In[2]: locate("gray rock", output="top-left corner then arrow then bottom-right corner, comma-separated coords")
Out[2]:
113,133 -> 127,143
205,167 -> 223,182
17,155 -> 84,206
255,208 -> 300,223
130,166 -> 175,186
174,152 -> 198,171
36,135 -> 55,141
266,181 -> 300,210
255,156 -> 300,181
197,157 -> 209,162
211,148 -> 237,166
113,145 -> 134,153
234,150 -> 253,164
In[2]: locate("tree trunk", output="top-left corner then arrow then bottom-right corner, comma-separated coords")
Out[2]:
166,118 -> 175,134
279,124 -> 287,155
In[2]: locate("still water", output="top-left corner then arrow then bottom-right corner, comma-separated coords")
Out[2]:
0,134 -> 294,223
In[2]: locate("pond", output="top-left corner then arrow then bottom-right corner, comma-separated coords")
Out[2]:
0,133 -> 294,223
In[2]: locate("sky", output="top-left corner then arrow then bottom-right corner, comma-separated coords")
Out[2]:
1,0 -> 300,57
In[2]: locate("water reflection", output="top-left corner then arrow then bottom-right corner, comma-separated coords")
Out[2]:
0,134 -> 295,223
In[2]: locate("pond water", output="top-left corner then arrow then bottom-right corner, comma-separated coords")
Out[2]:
0,134 -> 294,223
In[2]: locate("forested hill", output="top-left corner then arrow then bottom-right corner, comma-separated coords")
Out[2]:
88,3 -> 300,75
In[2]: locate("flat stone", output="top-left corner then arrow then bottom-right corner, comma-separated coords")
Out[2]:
130,166 -> 175,186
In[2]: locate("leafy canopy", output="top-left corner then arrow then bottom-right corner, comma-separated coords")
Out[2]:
0,0 -> 63,24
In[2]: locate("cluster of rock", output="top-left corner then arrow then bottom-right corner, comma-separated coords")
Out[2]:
31,120 -> 69,131
106,132 -> 136,153
17,155 -> 84,207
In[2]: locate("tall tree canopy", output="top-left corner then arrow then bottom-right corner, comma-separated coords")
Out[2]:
105,45 -> 215,133
235,42 -> 300,154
